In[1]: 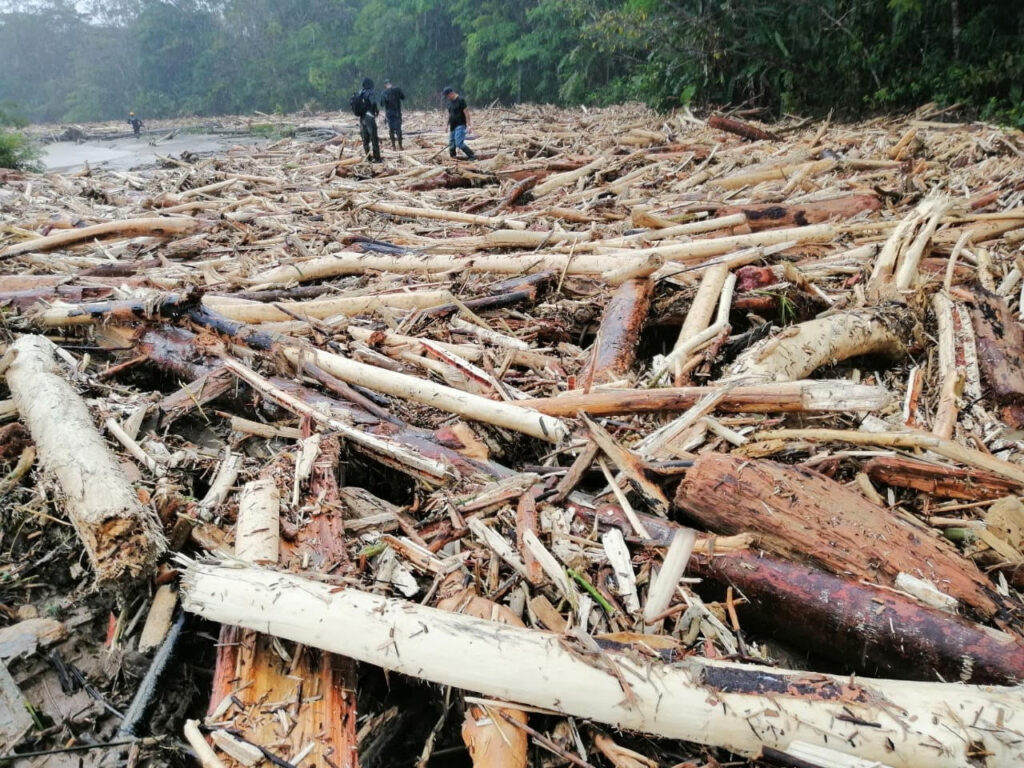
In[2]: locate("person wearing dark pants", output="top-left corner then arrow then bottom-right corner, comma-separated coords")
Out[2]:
355,77 -> 381,163
380,78 -> 405,150
442,86 -> 475,160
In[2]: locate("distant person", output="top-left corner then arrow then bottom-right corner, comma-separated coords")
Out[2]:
442,87 -> 475,160
350,77 -> 381,163
380,78 -> 405,150
128,112 -> 143,137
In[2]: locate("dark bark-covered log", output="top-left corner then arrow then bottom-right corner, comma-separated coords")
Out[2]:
968,287 -> 1024,427
156,367 -> 236,425
407,171 -> 479,191
674,454 -> 1002,619
717,195 -> 880,231
578,278 -> 653,387
863,455 -> 1023,500
707,114 -> 780,142
693,550 -> 1024,684
418,270 -> 552,318
496,175 -> 540,210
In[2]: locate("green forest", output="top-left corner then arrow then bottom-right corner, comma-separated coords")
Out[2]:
1,0 -> 1023,126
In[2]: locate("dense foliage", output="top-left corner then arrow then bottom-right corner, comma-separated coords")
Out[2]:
0,0 -> 1021,125
0,102 -> 41,170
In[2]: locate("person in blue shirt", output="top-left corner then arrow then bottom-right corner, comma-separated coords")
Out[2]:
442,86 -> 475,161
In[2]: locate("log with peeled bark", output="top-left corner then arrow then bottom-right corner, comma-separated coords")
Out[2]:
0,216 -> 202,259
278,346 -> 570,443
716,195 -> 880,231
180,559 -> 1024,768
862,455 -> 1024,501
692,549 -> 1024,684
4,335 -> 165,588
516,380 -> 892,417
707,114 -> 780,142
674,453 -> 1002,619
724,308 -> 910,384
578,278 -> 653,387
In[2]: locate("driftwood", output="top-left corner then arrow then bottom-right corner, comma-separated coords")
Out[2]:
0,216 -> 202,259
5,335 -> 165,588
863,455 -> 1024,500
579,278 -> 654,387
717,195 -> 880,231
674,453 -> 1001,619
180,559 -> 1024,768
968,286 -> 1024,427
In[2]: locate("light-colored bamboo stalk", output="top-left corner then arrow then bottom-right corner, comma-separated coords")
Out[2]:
279,346 -> 569,443
180,560 -> 1024,768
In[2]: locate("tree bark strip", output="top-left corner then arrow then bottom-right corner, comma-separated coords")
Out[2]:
863,455 -> 1023,501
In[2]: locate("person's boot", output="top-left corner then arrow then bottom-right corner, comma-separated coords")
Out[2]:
463,150 -> 476,160
449,149 -> 457,158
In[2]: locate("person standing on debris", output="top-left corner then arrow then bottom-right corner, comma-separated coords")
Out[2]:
380,78 -> 405,151
442,86 -> 475,161
128,112 -> 143,137
351,77 -> 381,163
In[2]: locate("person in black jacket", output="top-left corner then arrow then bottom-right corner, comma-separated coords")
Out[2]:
380,78 -> 405,150
356,77 -> 381,163
442,86 -> 475,160
128,111 -> 143,137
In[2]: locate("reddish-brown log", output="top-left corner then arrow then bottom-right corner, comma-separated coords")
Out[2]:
707,114 -> 780,142
693,550 -> 1024,684
674,454 -> 1001,619
863,455 -> 1023,500
578,278 -> 654,387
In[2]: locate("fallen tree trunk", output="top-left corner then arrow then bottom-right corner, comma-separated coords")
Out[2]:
578,278 -> 653,386
692,550 -> 1024,684
724,308 -> 909,384
180,559 -> 1024,768
0,216 -> 202,259
863,456 -> 1023,501
674,453 -> 1001,619
5,335 -> 165,588
968,287 -> 1024,428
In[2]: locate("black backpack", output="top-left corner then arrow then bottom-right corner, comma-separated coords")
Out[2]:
349,92 -> 369,117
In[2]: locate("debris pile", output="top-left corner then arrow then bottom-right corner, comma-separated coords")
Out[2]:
1,103 -> 1023,767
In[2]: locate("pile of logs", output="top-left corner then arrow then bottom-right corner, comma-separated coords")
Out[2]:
1,102 -> 1024,768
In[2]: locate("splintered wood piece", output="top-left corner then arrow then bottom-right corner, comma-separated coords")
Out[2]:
693,549 -> 1024,684
181,560 -> 1024,767
5,335 -> 165,589
862,456 -> 1023,500
579,278 -> 654,387
643,527 -> 697,624
674,454 -> 1001,618
582,414 -> 670,516
601,529 -> 640,615
235,479 -> 280,565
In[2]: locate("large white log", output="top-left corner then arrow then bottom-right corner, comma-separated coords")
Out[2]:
5,335 -> 165,587
180,561 -> 1024,768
